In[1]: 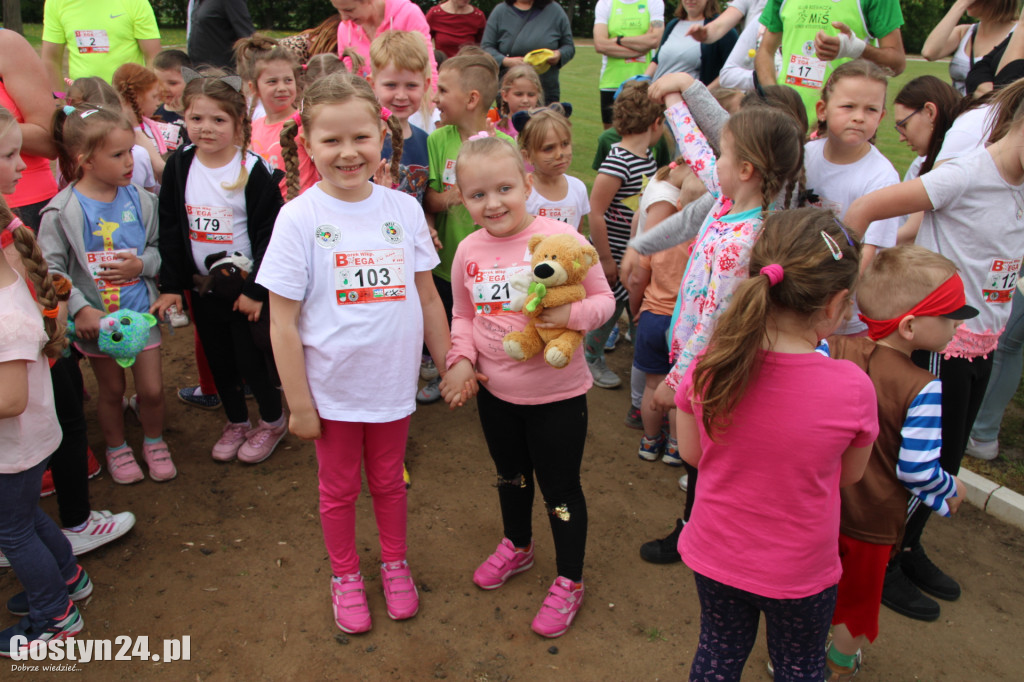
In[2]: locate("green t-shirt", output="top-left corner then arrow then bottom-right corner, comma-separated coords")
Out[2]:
591,127 -> 672,171
43,0 -> 161,83
427,126 -> 516,281
759,0 -> 903,122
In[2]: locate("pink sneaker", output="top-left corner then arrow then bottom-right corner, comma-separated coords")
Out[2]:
381,560 -> 419,620
472,538 -> 534,590
331,573 -> 372,634
212,421 -> 250,462
106,445 -> 144,485
531,576 -> 584,638
237,419 -> 287,464
142,440 -> 177,481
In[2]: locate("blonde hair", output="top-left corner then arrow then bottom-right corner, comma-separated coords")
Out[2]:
302,53 -> 348,86
987,77 -> 1024,143
692,208 -> 861,439
517,108 -> 571,158
370,30 -> 432,121
858,245 -> 959,321
0,105 -> 16,141
498,64 -> 544,130
1,199 -> 69,358
53,104 -> 134,182
456,135 -> 524,187
66,77 -> 121,108
181,68 -> 251,192
281,72 -> 402,201
654,156 -> 684,182
815,59 -> 891,138
439,47 -> 499,110
112,63 -> 159,125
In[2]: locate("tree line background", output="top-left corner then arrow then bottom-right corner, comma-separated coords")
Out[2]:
15,0 -> 962,55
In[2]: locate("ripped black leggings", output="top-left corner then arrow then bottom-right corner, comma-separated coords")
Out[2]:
476,386 -> 588,582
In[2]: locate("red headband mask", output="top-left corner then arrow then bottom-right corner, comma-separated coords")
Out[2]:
858,272 -> 967,341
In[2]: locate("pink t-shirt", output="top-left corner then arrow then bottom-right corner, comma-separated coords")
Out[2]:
250,116 -> 317,199
447,216 -> 615,405
0,272 -> 62,474
675,350 -> 878,599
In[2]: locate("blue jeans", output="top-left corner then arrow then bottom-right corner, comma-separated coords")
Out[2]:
971,287 -> 1024,442
0,457 -> 77,625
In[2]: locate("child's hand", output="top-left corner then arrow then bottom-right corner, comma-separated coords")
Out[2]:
535,303 -> 571,329
72,306 -> 104,340
98,252 -> 143,284
439,358 -> 485,408
234,294 -> 264,322
150,293 -> 183,323
289,407 -> 322,440
601,257 -> 619,288
619,247 -> 639,289
652,379 -> 676,413
949,476 -> 967,514
649,73 -> 695,103
444,187 -> 462,209
372,159 -> 390,188
429,224 -> 443,251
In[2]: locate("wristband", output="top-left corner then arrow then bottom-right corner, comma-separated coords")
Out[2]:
616,35 -> 623,46
834,32 -> 867,60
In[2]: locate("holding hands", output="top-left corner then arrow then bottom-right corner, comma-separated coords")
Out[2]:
440,358 -> 488,409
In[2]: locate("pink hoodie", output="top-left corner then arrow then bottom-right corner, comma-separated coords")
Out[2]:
336,0 -> 439,89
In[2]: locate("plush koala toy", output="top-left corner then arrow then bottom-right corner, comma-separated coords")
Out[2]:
503,233 -> 598,369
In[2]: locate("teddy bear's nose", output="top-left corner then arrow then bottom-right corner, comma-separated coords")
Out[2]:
534,263 -> 555,279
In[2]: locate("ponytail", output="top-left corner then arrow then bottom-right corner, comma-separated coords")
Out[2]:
280,118 -> 303,201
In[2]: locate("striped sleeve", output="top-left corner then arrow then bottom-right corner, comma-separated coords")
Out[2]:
896,380 -> 957,517
597,148 -> 631,183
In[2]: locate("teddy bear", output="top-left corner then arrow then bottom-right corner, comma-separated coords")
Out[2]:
502,232 -> 598,369
192,251 -> 254,302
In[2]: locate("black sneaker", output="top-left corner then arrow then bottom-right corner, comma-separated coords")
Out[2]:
901,545 -> 961,601
881,563 -> 940,622
640,518 -> 683,564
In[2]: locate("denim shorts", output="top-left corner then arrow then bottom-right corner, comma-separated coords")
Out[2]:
632,310 -> 672,375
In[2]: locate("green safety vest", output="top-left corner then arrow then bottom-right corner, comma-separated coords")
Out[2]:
600,0 -> 654,90
777,0 -> 874,124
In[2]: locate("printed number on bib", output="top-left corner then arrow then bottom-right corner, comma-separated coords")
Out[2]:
86,250 -> 139,289
75,30 -> 111,54
983,257 -> 1021,303
335,249 -> 406,304
473,266 -> 529,315
785,55 -> 827,89
187,205 -> 233,244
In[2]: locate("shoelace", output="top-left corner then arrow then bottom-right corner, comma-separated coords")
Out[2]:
108,449 -> 135,471
247,425 -> 279,447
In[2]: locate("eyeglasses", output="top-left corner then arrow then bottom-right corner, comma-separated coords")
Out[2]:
894,108 -> 922,133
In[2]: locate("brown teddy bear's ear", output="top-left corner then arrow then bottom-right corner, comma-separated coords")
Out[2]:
527,234 -> 547,253
580,244 -> 600,270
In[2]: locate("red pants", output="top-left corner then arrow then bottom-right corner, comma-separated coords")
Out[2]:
832,533 -> 892,642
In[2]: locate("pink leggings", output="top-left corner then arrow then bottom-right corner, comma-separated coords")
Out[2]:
315,417 -> 410,576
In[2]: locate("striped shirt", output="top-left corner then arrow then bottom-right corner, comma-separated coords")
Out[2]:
897,380 -> 957,517
597,145 -> 657,302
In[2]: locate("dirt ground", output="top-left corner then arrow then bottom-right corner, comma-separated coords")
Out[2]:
3,328 -> 1024,681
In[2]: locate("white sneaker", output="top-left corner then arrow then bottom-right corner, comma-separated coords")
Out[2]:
678,474 -> 689,492
62,510 -> 136,556
420,358 -> 439,381
966,437 -> 999,461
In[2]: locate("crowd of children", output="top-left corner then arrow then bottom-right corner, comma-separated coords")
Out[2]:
0,19 -> 1019,681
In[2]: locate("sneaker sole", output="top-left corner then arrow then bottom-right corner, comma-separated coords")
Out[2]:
473,559 -> 534,590
637,450 -> 660,462
238,430 -> 286,465
532,592 -> 583,638
661,455 -> 684,467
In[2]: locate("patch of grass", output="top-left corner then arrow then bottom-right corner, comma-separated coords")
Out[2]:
645,626 -> 668,642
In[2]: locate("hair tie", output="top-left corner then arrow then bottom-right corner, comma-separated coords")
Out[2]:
302,63 -> 309,72
6,216 -> 24,234
290,111 -> 302,126
468,131 -> 493,141
63,105 -> 76,115
668,161 -> 679,170
760,264 -> 784,287
380,107 -> 392,122
42,306 -> 60,319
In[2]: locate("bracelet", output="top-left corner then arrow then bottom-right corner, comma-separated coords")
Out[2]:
616,35 -> 623,46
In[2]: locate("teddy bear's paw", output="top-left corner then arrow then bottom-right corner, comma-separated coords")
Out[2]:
545,346 -> 570,368
503,337 -> 527,362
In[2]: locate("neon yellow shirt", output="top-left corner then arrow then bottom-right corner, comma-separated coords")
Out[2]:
43,0 -> 161,83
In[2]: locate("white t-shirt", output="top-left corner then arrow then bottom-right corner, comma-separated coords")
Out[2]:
726,0 -> 767,22
594,0 -> 666,85
184,150 -> 262,275
936,104 -> 993,163
131,144 -> 157,193
256,183 -> 440,423
409,108 -> 441,136
920,147 -> 1024,341
525,174 -> 590,230
0,273 -> 62,474
637,177 -> 679,235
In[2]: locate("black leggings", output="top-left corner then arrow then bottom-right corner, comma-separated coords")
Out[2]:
49,356 -> 90,529
903,351 -> 993,550
476,386 -> 588,582
190,294 -> 282,425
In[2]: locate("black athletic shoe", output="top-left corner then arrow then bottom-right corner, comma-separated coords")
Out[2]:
640,518 -> 683,564
901,545 -> 961,601
881,563 -> 940,622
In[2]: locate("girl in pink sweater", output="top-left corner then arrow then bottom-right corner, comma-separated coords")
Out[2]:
442,134 -> 614,639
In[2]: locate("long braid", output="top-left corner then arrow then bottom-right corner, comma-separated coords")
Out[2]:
280,119 -> 302,200
123,86 -> 144,127
228,114 -> 253,191
9,220 -> 69,358
386,115 -> 403,186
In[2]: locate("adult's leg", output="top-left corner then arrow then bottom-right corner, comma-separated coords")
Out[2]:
316,420 -> 366,576
971,288 -> 1024,443
689,572 -> 762,682
364,417 -> 412,563
527,394 -> 589,582
476,386 -> 535,548
48,356 -> 90,529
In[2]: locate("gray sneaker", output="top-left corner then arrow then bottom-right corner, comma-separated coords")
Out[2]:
416,377 -> 442,404
587,357 -> 621,389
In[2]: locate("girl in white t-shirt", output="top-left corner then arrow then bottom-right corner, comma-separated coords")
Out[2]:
41,105 -> 174,485
151,69 -> 287,467
256,73 -> 451,636
518,108 -> 589,231
845,77 -> 1024,608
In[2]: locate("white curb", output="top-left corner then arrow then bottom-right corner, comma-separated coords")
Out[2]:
959,467 -> 1024,532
